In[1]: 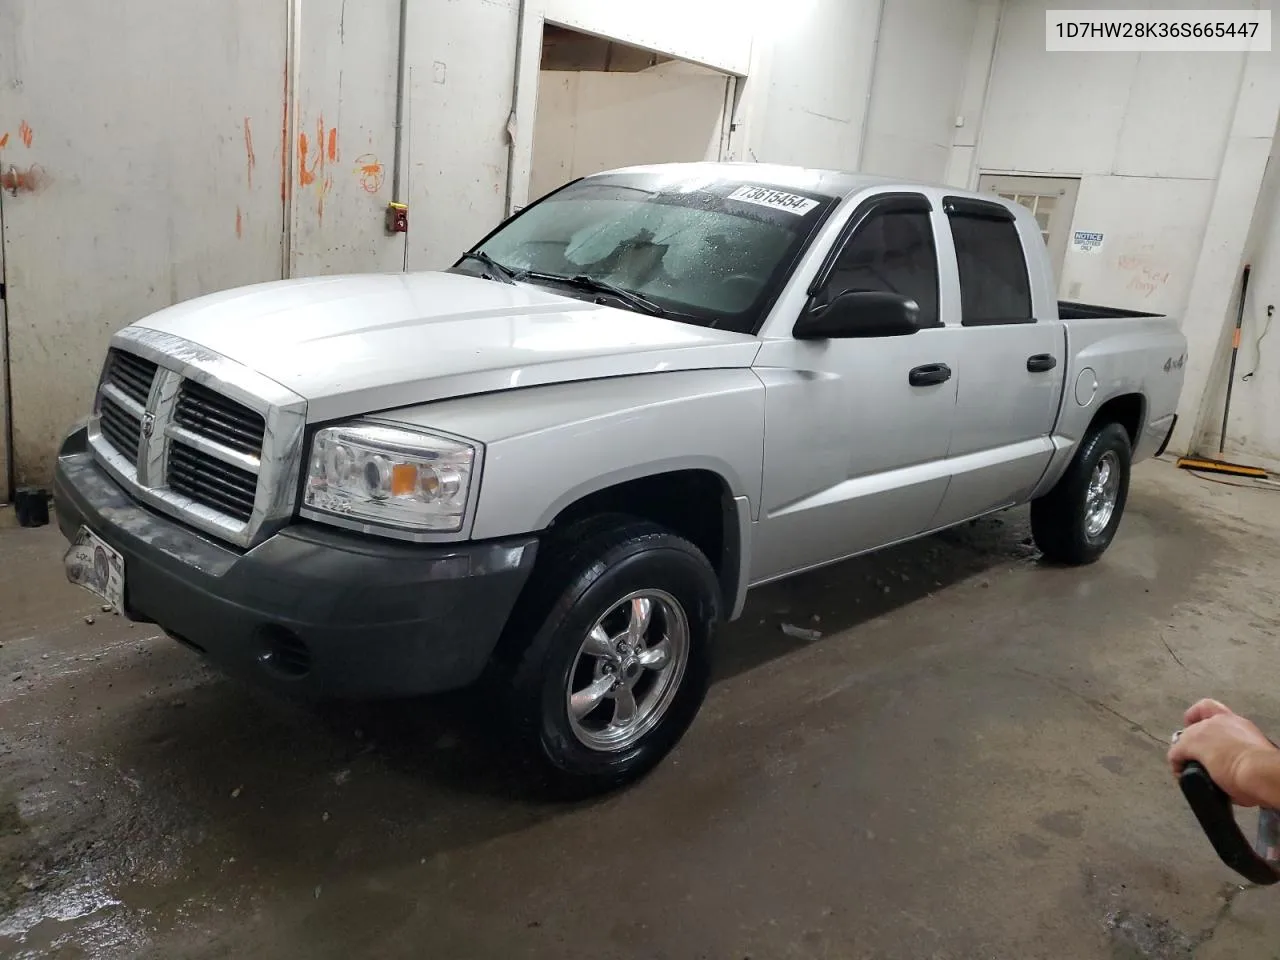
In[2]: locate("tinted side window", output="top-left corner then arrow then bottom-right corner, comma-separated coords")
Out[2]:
823,209 -> 940,327
948,212 -> 1032,325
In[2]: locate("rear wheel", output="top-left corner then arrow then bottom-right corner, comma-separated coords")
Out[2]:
497,516 -> 719,796
1031,422 -> 1132,565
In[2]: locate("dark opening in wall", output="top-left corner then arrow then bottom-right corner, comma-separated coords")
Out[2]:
541,24 -> 674,72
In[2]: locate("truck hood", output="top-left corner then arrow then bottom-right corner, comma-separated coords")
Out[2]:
133,271 -> 761,421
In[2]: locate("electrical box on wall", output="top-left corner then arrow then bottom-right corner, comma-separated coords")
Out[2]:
386,202 -> 408,235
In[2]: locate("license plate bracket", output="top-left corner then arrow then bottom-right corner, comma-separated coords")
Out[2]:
63,526 -> 126,612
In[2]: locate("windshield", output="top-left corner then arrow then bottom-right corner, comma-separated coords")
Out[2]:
459,174 -> 839,333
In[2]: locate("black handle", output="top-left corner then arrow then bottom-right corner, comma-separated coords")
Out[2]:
1178,761 -> 1280,885
1027,353 -> 1058,372
908,363 -> 952,387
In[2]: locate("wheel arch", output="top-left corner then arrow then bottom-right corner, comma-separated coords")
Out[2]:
1032,389 -> 1148,500
545,466 -> 752,622
1090,391 -> 1145,448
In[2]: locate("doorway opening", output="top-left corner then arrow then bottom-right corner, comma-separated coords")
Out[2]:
529,25 -> 735,203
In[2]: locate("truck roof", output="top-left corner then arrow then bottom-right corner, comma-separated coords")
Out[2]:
589,161 -> 969,203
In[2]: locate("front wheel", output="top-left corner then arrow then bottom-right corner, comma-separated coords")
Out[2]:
499,517 -> 719,796
1031,422 -> 1133,565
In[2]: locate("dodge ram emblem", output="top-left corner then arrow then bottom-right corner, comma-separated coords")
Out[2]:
141,411 -> 156,440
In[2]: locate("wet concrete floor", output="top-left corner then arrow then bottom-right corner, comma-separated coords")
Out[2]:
2,459 -> 1280,959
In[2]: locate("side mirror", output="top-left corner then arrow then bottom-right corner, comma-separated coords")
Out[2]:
793,290 -> 921,340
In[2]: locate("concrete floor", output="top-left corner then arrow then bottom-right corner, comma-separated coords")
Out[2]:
2,460 -> 1280,959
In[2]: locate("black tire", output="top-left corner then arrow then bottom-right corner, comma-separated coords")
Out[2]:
495,514 -> 719,797
1031,422 -> 1133,565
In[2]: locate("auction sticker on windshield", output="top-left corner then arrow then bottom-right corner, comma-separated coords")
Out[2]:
727,185 -> 820,216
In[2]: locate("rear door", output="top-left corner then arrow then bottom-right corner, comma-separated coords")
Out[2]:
930,197 -> 1064,528
751,192 -> 959,583
977,174 -> 1080,290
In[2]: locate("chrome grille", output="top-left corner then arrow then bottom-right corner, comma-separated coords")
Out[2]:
104,349 -> 159,407
167,441 -> 258,522
87,328 -> 307,549
174,380 -> 266,458
98,396 -> 143,462
95,349 -> 159,462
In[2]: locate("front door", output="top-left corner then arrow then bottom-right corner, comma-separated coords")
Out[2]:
751,193 -> 959,584
0,0 -> 288,489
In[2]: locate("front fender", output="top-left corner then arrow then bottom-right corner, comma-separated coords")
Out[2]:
384,369 -> 767,539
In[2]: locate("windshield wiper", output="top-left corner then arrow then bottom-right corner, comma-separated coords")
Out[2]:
514,271 -> 666,317
458,251 -> 517,284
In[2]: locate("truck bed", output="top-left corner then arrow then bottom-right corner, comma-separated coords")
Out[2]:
1058,300 -> 1164,321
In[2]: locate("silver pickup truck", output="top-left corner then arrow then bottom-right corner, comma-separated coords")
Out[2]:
53,162 -> 1186,792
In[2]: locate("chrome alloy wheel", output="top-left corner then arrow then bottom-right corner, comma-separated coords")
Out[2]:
565,590 -> 690,752
1084,449 -> 1121,538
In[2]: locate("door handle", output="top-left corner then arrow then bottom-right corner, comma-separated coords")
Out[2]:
1027,353 -> 1057,372
908,363 -> 952,387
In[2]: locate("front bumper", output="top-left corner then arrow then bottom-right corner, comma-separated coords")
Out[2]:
53,427 -> 538,699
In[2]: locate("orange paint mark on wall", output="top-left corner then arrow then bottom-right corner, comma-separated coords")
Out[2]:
18,121 -> 32,148
298,132 -> 316,186
297,115 -> 340,231
0,133 -> 8,149
280,62 -> 290,206
243,118 -> 256,189
318,174 -> 334,224
236,206 -> 243,238
355,153 -> 385,194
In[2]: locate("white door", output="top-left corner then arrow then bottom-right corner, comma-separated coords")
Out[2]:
977,174 -> 1080,292
752,194 -> 958,583
0,0 -> 288,488
931,198 -> 1064,529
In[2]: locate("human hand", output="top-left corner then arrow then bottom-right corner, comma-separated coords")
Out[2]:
1169,700 -> 1280,808
1182,697 -> 1234,726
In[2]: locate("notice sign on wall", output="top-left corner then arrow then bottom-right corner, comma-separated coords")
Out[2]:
1071,231 -> 1105,253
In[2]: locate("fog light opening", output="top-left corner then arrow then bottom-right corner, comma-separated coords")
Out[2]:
257,624 -> 312,679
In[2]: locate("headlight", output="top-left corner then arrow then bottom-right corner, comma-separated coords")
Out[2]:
303,423 -> 476,533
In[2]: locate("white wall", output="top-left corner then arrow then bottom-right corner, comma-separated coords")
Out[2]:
974,0 -> 1246,315
980,18 -> 1241,179
739,0 -> 882,169
1175,49 -> 1280,457
530,62 -> 729,201
860,0 -> 978,183
1056,177 -> 1216,317
542,0 -> 753,75
1196,121 -> 1280,470
291,0 -> 405,278
405,0 -> 522,269
964,0 -> 1280,460
945,0 -> 1003,188
963,0 -> 1280,460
